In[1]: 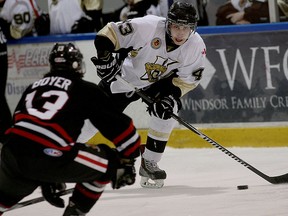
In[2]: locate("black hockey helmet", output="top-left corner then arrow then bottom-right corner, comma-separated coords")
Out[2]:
166,1 -> 198,34
49,43 -> 85,76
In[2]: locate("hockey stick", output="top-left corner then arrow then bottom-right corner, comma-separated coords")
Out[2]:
115,75 -> 288,184
3,188 -> 73,212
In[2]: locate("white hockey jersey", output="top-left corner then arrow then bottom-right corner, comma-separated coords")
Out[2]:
48,0 -> 85,34
98,15 -> 206,96
0,0 -> 41,39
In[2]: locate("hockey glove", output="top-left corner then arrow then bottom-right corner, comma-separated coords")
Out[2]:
111,158 -> 136,189
91,54 -> 121,83
91,47 -> 133,83
149,95 -> 181,120
41,183 -> 66,208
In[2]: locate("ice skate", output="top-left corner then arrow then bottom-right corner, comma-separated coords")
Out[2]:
139,157 -> 166,188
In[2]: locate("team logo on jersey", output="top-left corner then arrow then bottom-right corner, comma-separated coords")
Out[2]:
43,148 -> 63,157
141,56 -> 178,82
151,38 -> 162,49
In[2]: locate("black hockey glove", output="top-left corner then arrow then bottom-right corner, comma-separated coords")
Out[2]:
91,54 -> 121,83
148,95 -> 181,120
91,47 -> 133,83
41,183 -> 66,208
111,158 -> 136,189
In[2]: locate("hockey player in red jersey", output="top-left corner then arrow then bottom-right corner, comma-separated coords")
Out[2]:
0,43 -> 140,216
91,1 -> 206,188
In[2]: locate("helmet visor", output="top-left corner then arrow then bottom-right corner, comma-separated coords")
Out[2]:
168,18 -> 197,33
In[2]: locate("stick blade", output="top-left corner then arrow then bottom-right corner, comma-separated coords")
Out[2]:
270,173 -> 288,184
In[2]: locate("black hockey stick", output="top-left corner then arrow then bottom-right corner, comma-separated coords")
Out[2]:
116,75 -> 288,184
3,188 -> 73,212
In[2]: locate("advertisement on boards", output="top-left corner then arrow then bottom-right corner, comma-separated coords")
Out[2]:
180,31 -> 288,123
6,41 -> 98,113
6,43 -> 51,112
6,29 -> 288,127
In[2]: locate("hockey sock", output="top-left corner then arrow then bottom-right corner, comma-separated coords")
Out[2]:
70,182 -> 107,213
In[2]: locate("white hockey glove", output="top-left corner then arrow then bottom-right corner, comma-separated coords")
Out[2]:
41,183 -> 66,208
111,158 -> 136,189
149,95 -> 181,120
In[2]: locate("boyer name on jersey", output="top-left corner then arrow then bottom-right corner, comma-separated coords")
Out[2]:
32,76 -> 72,91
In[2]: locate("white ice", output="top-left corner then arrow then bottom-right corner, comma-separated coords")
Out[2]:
4,147 -> 288,216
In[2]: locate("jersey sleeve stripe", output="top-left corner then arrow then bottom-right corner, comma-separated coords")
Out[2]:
122,135 -> 141,158
112,120 -> 135,144
74,150 -> 108,173
116,132 -> 140,152
14,113 -> 74,144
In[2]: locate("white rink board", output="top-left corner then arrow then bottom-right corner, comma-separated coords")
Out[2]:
6,40 -> 151,129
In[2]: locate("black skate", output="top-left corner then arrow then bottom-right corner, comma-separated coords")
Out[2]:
139,157 -> 166,188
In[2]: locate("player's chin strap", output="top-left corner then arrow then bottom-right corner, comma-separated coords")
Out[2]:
115,75 -> 288,185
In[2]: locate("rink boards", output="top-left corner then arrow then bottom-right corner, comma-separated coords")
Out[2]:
6,22 -> 288,148
88,125 -> 288,148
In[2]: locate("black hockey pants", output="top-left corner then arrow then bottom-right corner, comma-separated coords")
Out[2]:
0,135 -> 117,208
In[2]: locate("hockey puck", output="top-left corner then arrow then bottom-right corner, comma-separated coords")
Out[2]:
237,185 -> 248,190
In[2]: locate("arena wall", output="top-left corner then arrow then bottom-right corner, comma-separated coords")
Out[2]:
7,23 -> 288,148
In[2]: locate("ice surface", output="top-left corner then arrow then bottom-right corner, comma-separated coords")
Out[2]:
5,147 -> 288,216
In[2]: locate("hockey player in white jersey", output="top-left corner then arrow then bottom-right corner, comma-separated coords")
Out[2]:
0,0 -> 48,39
91,1 -> 206,188
48,0 -> 94,34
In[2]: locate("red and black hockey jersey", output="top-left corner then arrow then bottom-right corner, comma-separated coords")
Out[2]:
7,71 -> 140,159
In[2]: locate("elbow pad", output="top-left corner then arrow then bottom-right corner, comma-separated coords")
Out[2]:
94,35 -> 115,61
